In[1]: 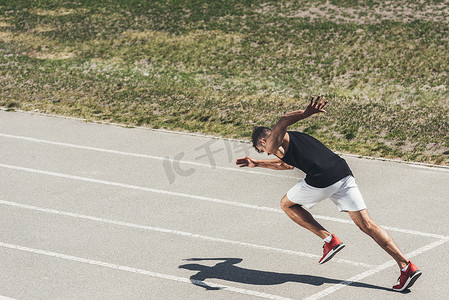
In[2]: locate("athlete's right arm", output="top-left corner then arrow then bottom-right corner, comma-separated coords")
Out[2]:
264,96 -> 328,154
235,157 -> 294,170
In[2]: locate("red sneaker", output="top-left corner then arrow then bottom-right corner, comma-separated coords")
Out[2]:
392,261 -> 422,292
319,234 -> 345,264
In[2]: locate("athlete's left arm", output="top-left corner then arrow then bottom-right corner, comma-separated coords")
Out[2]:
265,96 -> 328,153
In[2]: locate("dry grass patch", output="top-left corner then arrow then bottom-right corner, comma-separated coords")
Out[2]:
254,0 -> 449,24
0,26 -> 76,60
26,50 -> 75,60
31,8 -> 82,17
31,24 -> 55,34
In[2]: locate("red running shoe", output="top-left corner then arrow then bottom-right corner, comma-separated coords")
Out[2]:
392,261 -> 422,292
319,234 -> 345,264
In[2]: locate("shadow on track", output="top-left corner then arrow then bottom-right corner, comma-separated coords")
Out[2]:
179,258 -> 395,292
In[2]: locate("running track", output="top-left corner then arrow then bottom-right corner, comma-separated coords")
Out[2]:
1,109 -> 448,299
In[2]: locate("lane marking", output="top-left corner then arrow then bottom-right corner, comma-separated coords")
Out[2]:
0,199 -> 373,268
407,164 -> 449,172
338,152 -> 449,172
0,242 -> 291,300
311,215 -> 446,239
0,133 -> 298,179
1,163 -> 445,240
0,162 -> 445,240
0,296 -> 17,300
0,162 -> 284,212
2,109 -> 448,173
380,225 -> 446,239
303,236 -> 449,300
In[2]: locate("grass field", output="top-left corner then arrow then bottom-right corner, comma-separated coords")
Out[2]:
1,0 -> 448,164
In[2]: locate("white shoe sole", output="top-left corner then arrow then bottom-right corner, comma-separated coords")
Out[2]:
319,243 -> 345,264
392,270 -> 422,292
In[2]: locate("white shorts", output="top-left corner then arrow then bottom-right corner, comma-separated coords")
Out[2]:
286,175 -> 367,212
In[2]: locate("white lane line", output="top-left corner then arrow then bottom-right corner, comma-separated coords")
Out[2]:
0,242 -> 290,300
0,162 -> 282,212
311,215 -> 446,239
316,214 -> 447,239
0,162 -> 445,240
0,133 -> 298,179
303,236 -> 449,300
407,164 -> 449,172
0,295 -> 17,300
380,225 -> 446,239
0,199 -> 373,268
339,152 -> 449,172
2,128 -> 448,175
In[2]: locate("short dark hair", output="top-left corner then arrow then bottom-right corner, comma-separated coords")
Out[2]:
252,126 -> 271,153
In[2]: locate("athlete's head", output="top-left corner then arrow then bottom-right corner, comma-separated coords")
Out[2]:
252,126 -> 271,154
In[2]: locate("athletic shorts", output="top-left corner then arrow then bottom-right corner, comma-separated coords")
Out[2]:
286,175 -> 367,212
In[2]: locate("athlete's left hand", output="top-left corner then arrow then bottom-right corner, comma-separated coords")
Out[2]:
236,156 -> 258,168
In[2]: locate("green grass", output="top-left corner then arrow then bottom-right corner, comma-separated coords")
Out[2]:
1,0 -> 448,164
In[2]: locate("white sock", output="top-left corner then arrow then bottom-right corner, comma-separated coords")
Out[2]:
401,263 -> 409,272
323,234 -> 333,243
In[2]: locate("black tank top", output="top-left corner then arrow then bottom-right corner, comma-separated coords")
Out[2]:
280,131 -> 353,188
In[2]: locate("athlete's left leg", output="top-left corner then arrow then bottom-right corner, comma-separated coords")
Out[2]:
348,209 -> 408,269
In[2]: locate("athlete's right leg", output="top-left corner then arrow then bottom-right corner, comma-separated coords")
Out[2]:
280,194 -> 330,239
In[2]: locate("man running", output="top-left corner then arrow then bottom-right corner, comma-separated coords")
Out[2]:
235,96 -> 421,292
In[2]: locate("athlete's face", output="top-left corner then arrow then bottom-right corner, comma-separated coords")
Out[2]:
255,139 -> 271,155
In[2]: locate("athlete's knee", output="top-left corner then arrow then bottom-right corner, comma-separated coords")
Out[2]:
280,194 -> 299,212
280,195 -> 289,212
356,216 -> 375,234
349,210 -> 376,234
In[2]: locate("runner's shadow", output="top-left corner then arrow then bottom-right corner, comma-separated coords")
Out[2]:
179,258 -> 393,292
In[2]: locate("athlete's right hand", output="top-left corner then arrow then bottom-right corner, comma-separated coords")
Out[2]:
303,95 -> 328,117
236,156 -> 258,168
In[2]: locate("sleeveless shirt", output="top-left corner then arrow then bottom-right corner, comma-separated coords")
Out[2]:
280,131 -> 353,188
